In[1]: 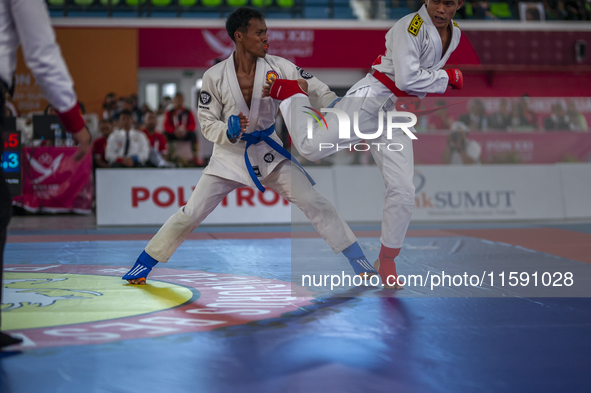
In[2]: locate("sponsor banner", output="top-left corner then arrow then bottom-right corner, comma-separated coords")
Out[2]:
410,165 -> 565,221
97,164 -> 585,225
414,132 -> 591,165
12,147 -> 93,213
558,163 -> 591,219
96,168 -> 334,226
334,165 -> 565,222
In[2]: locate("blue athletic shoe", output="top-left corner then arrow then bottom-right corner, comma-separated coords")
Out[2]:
122,251 -> 159,284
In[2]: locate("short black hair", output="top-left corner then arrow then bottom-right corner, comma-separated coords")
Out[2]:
226,7 -> 263,43
119,109 -> 132,117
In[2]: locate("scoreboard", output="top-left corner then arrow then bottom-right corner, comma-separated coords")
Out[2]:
1,117 -> 22,196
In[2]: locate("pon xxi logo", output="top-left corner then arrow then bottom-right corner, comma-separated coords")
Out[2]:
303,107 -> 418,153
2,264 -> 314,349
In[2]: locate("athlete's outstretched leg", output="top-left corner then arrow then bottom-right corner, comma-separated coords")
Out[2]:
123,174 -> 242,284
264,160 -> 376,277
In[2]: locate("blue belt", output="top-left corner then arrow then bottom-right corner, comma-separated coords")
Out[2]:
240,124 -> 315,193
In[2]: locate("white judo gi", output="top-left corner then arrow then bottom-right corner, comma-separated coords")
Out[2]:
280,5 -> 461,248
144,53 -> 357,263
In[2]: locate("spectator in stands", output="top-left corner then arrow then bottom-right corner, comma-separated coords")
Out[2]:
544,0 -> 589,20
520,94 -> 537,126
128,94 -> 144,125
164,92 -> 198,163
473,1 -> 497,19
428,100 -> 454,131
160,96 -> 173,114
566,99 -> 588,131
488,98 -> 511,131
93,118 -> 113,169
545,102 -> 575,131
142,110 -> 175,167
116,96 -> 142,125
105,110 -> 150,167
458,99 -> 488,131
508,100 -> 535,131
44,103 -> 56,115
102,92 -> 118,120
442,121 -> 482,164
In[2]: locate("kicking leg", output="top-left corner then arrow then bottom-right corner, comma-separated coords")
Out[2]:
124,174 -> 242,284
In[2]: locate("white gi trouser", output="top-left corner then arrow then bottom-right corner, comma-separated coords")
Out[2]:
145,160 -> 357,263
280,74 -> 414,249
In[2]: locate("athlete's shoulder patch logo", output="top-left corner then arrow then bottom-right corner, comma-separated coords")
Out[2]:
253,166 -> 261,177
453,21 -> 459,28
200,91 -> 212,105
266,70 -> 278,84
299,68 -> 313,80
264,153 -> 274,163
408,14 -> 423,37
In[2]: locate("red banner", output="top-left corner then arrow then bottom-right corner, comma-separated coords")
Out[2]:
414,132 -> 591,165
138,27 -> 479,69
13,147 -> 93,213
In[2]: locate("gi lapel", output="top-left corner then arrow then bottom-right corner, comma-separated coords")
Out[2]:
419,6 -> 443,68
247,57 -> 266,131
226,52 -> 251,121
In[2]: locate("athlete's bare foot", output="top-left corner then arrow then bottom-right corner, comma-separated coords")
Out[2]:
127,278 -> 147,285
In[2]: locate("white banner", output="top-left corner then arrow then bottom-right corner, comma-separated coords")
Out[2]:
96,169 -> 293,226
558,163 -> 591,219
95,167 -> 334,226
410,165 -> 565,221
96,164 -> 589,226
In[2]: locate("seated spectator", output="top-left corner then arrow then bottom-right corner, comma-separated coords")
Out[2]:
142,111 -> 175,168
44,104 -> 56,115
545,102 -> 575,131
128,94 -> 144,125
488,98 -> 511,131
508,101 -> 535,131
164,92 -> 199,163
92,119 -> 114,169
114,96 -> 142,125
458,99 -> 488,131
102,92 -> 118,120
442,122 -> 482,165
473,1 -> 497,19
520,95 -> 537,126
566,99 -> 588,131
105,110 -> 150,167
428,100 -> 454,131
544,0 -> 589,20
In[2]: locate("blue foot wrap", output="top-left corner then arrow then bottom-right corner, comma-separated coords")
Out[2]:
122,251 -> 159,280
349,257 -> 378,276
342,242 -> 377,275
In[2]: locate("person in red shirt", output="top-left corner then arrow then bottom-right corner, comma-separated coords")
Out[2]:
92,119 -> 113,168
142,110 -> 168,156
164,92 -> 198,163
